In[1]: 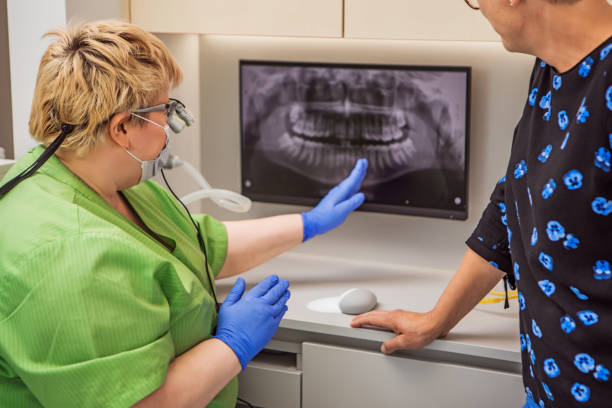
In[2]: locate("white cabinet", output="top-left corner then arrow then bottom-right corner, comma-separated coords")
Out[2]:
302,342 -> 524,408
130,0 -> 501,40
344,0 -> 500,41
130,0 -> 343,37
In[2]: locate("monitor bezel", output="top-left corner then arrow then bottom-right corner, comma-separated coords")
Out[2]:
239,59 -> 471,221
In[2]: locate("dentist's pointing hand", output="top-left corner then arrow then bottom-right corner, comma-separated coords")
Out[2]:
301,158 -> 368,242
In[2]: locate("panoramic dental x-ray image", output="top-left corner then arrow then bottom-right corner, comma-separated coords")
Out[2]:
240,61 -> 470,219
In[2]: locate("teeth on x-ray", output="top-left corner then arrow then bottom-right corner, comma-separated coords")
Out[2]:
242,65 -> 464,186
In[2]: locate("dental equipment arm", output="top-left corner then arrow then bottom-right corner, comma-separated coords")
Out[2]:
163,155 -> 251,213
350,248 -> 505,354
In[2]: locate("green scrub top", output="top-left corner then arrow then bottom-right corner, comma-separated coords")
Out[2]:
0,146 -> 238,407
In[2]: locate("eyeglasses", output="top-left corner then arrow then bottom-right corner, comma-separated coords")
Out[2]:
464,0 -> 480,10
133,98 -> 195,133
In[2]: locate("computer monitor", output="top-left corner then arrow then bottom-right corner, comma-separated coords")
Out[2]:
239,60 -> 470,220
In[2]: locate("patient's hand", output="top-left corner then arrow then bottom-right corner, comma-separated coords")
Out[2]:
350,309 -> 444,354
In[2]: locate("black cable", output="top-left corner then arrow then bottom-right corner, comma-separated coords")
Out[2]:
503,275 -> 510,309
236,397 -> 255,408
161,169 -> 256,408
160,168 -> 220,312
0,124 -> 75,199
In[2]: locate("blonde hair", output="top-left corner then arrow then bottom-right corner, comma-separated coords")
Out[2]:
29,20 -> 183,156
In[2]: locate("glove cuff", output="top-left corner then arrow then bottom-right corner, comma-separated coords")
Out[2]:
213,333 -> 249,370
301,212 -> 316,242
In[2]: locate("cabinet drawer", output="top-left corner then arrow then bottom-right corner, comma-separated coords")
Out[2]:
238,352 -> 302,408
303,342 -> 524,408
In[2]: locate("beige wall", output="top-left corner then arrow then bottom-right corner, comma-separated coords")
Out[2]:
0,0 -> 14,158
198,36 -> 534,272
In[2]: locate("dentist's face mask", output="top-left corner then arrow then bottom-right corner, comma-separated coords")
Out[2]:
124,98 -> 194,184
124,114 -> 171,183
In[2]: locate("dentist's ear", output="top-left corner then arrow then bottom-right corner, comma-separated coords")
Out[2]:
108,112 -> 132,149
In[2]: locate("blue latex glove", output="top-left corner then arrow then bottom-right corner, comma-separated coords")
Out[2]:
214,275 -> 290,370
301,158 -> 368,242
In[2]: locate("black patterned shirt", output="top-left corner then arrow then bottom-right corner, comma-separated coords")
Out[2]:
467,37 -> 612,407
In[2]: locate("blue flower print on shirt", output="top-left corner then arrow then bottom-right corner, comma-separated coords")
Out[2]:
542,382 -> 554,401
541,61 -> 547,68
526,386 -> 534,400
514,160 -> 528,179
593,260 -> 611,280
477,236 -> 484,242
609,133 -> 612,148
542,179 -> 556,199
546,221 -> 565,241
577,310 -> 599,326
489,261 -> 499,269
561,132 -> 570,150
563,169 -> 583,190
530,365 -> 535,378
539,280 -> 556,296
552,75 -> 562,90
591,197 -> 612,215
574,353 -> 596,374
539,91 -> 551,110
520,333 -> 526,351
529,88 -> 539,106
578,56 -> 594,78
563,233 -> 580,250
539,144 -> 553,162
498,175 -> 506,184
571,383 -> 590,403
501,214 -> 508,226
526,333 -> 532,352
561,314 -> 577,333
531,227 -> 538,246
498,202 -> 506,213
539,253 -> 554,271
594,364 -> 610,381
607,86 -> 612,111
570,286 -> 589,301
543,109 -> 551,122
514,262 -> 520,281
532,319 -> 543,338
519,291 -> 526,311
577,97 -> 590,123
538,400 -> 545,408
594,146 -> 611,172
601,43 -> 612,60
530,349 -> 537,365
557,111 -> 569,130
525,333 -> 531,351
544,358 -> 560,378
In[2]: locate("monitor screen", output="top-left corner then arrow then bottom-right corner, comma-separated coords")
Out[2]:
239,60 -> 470,220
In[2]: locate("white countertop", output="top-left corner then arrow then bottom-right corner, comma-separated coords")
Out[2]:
216,251 -> 521,364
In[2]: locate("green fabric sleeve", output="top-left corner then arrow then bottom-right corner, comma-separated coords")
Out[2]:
0,233 -> 176,408
192,213 -> 228,278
